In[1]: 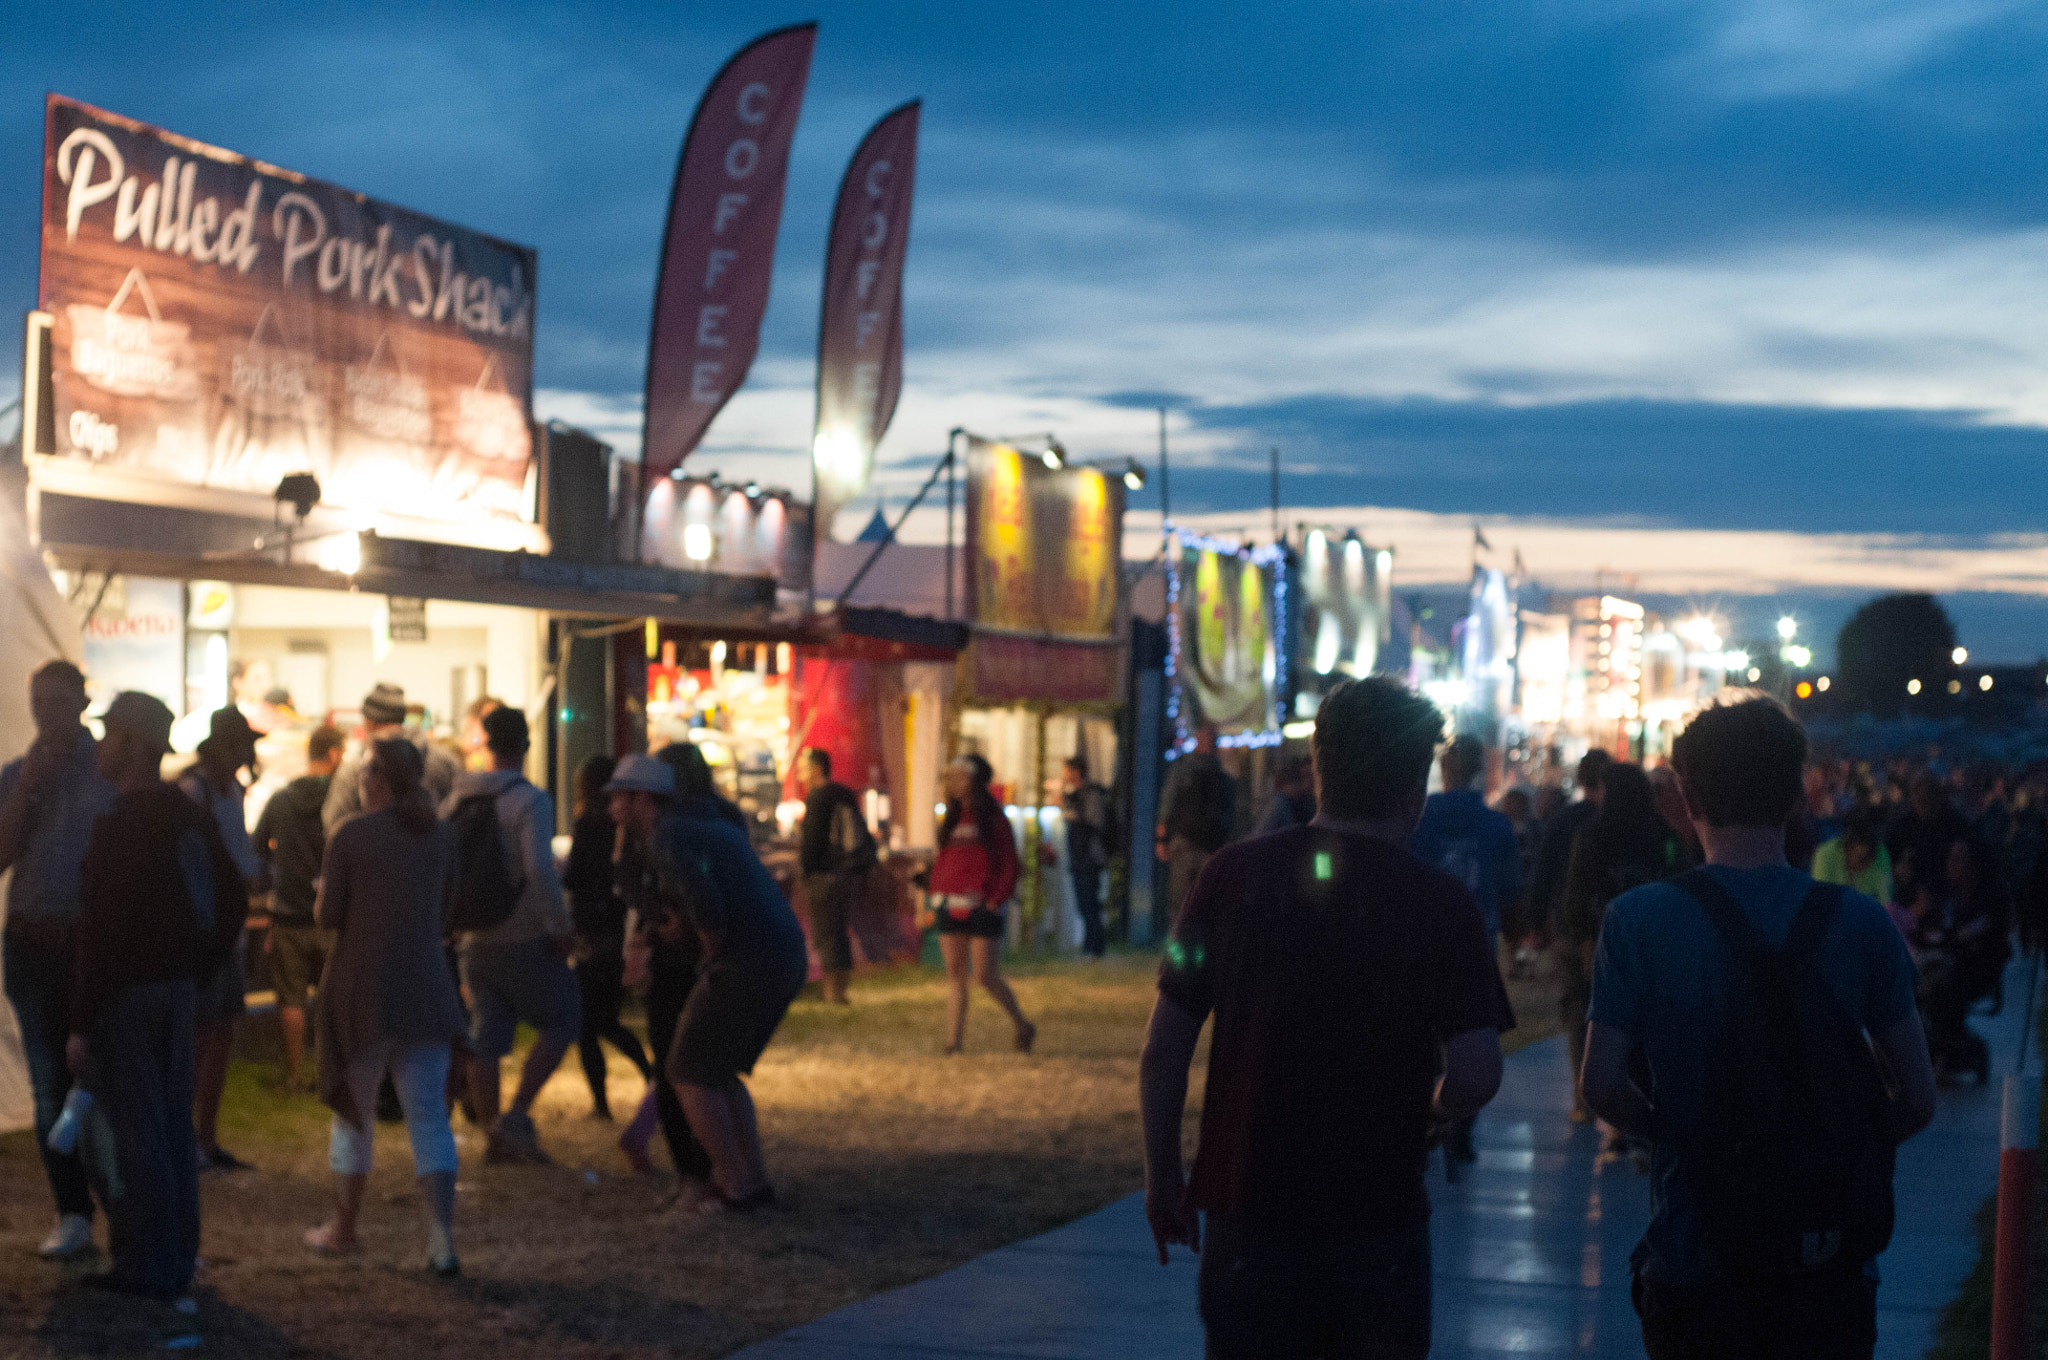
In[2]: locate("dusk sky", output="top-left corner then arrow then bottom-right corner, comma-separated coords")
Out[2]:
7,2 -> 2048,662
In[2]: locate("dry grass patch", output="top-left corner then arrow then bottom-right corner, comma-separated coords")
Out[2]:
0,950 -> 1558,1359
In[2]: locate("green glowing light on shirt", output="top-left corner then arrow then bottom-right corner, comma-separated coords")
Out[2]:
1314,850 -> 1333,881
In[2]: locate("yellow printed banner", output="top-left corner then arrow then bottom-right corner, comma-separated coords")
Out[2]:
1176,536 -> 1276,734
965,436 -> 1122,640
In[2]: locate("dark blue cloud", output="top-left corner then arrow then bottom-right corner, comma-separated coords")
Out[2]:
1154,395 -> 2048,535
8,0 -> 2048,403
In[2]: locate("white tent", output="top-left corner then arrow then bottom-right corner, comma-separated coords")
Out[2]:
0,473 -> 85,1132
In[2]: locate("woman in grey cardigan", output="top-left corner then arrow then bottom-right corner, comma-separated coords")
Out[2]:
304,738 -> 468,1275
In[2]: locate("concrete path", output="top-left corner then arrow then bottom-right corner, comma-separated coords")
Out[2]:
736,958 -> 2035,1359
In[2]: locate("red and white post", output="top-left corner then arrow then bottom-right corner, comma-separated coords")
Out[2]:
1990,1067 -> 2040,1360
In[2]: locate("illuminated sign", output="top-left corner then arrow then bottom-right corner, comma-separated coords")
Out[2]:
40,94 -> 536,526
1299,528 -> 1391,681
964,436 -> 1122,641
1168,530 -> 1281,742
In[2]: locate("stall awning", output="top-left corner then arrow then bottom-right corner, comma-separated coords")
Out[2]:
837,606 -> 969,656
962,631 -> 1122,705
33,488 -> 777,627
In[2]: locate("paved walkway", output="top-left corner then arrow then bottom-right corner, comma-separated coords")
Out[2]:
737,958 -> 2034,1359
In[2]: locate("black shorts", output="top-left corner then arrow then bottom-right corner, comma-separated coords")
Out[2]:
1198,1212 -> 1431,1360
933,905 -> 1005,939
667,955 -> 805,1089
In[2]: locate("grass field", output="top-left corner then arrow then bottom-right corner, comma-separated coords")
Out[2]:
0,950 -> 1559,1359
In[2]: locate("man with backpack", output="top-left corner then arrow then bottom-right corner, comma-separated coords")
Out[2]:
1582,695 -> 1938,1359
797,748 -> 874,1006
254,723 -> 346,1091
443,707 -> 578,1165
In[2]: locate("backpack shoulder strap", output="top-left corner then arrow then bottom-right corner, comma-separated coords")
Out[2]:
1672,866 -> 1773,963
1781,880 -> 1843,964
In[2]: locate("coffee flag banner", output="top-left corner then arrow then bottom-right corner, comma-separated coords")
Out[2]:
641,22 -> 816,486
38,94 -> 537,525
811,99 -> 919,538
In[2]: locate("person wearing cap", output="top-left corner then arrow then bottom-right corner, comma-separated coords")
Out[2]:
68,692 -> 247,1304
178,707 -> 264,1173
0,659 -> 115,1259
444,706 -> 579,1165
634,756 -> 809,1211
607,755 -> 717,1201
322,682 -> 461,834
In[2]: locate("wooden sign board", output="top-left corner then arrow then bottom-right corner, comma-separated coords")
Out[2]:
40,94 -> 537,527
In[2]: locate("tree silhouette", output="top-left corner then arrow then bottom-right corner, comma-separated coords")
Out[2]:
1836,594 -> 1958,716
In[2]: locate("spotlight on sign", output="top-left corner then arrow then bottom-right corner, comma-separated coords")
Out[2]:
812,428 -> 865,487
1041,437 -> 1066,470
1122,459 -> 1146,491
275,473 -> 322,520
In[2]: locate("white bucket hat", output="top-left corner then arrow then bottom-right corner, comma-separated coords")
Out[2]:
602,753 -> 676,798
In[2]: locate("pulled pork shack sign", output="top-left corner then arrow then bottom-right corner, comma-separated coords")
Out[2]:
40,95 -> 537,525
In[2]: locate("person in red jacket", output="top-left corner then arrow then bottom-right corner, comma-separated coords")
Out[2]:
929,754 -> 1036,1055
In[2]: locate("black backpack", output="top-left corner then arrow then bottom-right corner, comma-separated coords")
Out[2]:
830,798 -> 879,876
1676,870 -> 1898,1277
446,784 -> 525,934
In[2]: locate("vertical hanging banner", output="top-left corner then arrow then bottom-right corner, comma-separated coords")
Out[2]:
812,99 -> 920,539
641,22 -> 817,486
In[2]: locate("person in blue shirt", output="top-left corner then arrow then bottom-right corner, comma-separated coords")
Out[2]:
1582,695 -> 1938,1360
1409,733 -> 1520,1174
652,797 -> 810,1211
1410,735 -> 1522,944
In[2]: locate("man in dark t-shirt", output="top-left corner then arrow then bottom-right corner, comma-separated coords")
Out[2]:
1141,677 -> 1514,1360
70,692 -> 247,1303
797,748 -> 871,1005
253,723 -> 344,1090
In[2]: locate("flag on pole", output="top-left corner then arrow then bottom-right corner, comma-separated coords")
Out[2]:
812,99 -> 920,540
641,22 -> 817,486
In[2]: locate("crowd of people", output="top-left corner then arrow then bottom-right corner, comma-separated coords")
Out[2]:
0,668 -> 902,1306
1507,745 -> 2031,1104
5,645 -> 2022,1356
1141,676 -> 2000,1359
